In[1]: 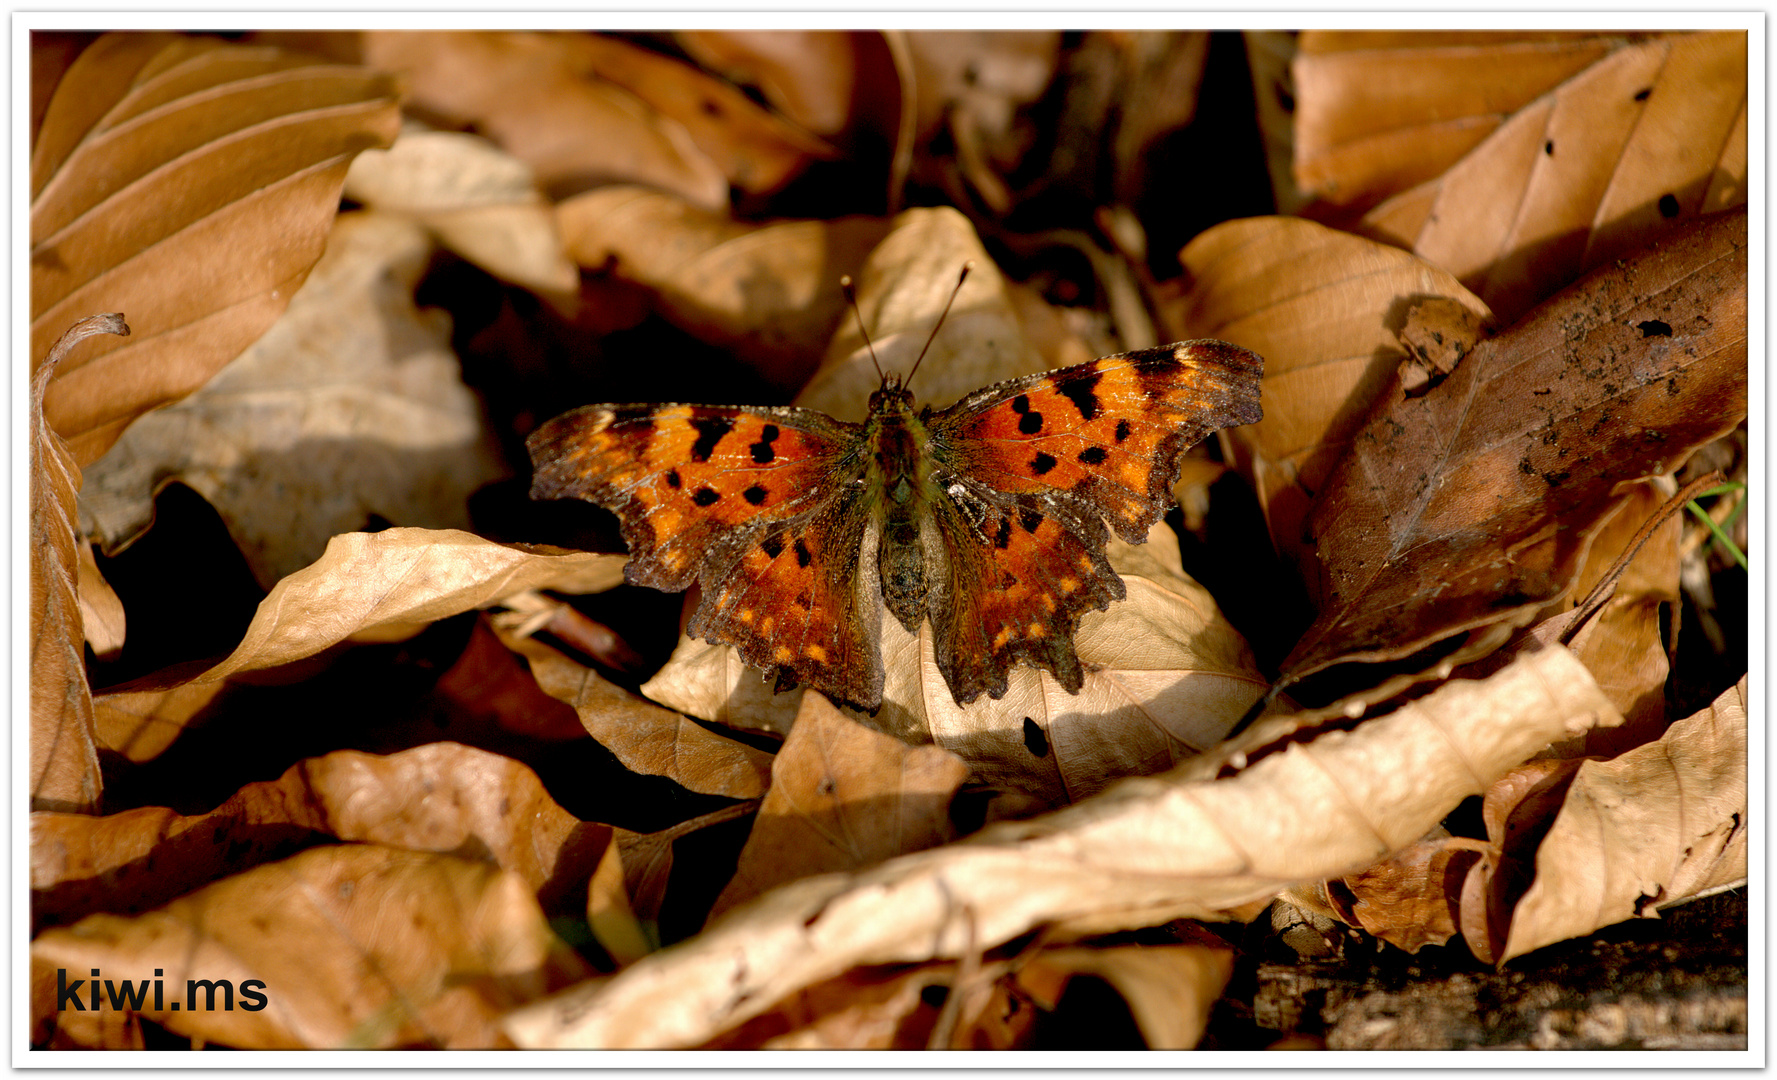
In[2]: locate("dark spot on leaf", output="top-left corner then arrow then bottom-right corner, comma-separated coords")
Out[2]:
1634,87 -> 1652,101
1658,193 -> 1681,218
1541,470 -> 1571,486
1638,319 -> 1673,337
1078,446 -> 1108,465
1031,452 -> 1057,475
1022,717 -> 1050,757
1544,139 -> 1555,155
692,487 -> 720,506
743,485 -> 768,505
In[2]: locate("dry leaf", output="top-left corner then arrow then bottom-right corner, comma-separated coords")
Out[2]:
644,524 -> 1266,806
79,212 -> 506,589
344,125 -> 579,305
503,647 -> 1619,1048
1290,31 -> 1617,219
32,844 -> 590,1049
1019,942 -> 1233,1049
358,31 -> 727,207
556,185 -> 896,389
1327,835 -> 1483,954
75,539 -> 126,661
507,634 -> 774,800
109,529 -> 622,692
1362,31 -> 1748,324
32,314 -> 128,814
31,33 -> 401,464
1281,209 -> 1746,688
1164,215 -> 1494,571
701,963 -> 953,1049
1499,676 -> 1747,963
32,742 -> 610,929
587,842 -> 653,968
708,694 -> 968,920
675,31 -> 892,141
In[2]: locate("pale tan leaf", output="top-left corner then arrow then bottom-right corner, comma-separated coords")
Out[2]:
1362,31 -> 1748,324
709,694 -> 968,920
1021,943 -> 1233,1049
1500,676 -> 1747,963
1163,215 -> 1493,572
32,742 -> 610,928
32,314 -> 127,814
75,538 -> 125,661
503,647 -> 1619,1048
32,844 -> 590,1049
1290,31 -> 1616,218
79,212 -> 506,589
31,34 -> 401,464
116,529 -> 622,691
508,634 -> 773,800
675,30 -> 880,139
359,31 -> 727,208
644,523 -> 1266,806
587,842 -> 653,968
344,127 -> 579,303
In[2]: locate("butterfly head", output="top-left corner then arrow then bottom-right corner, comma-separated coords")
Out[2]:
867,372 -> 917,414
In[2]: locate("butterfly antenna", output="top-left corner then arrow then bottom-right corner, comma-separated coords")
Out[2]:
840,275 -> 885,382
905,262 -> 971,391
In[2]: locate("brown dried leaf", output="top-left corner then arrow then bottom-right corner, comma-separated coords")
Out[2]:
1362,31 -> 1748,324
1020,943 -> 1233,1049
709,695 -> 968,921
556,185 -> 895,390
1164,215 -> 1494,571
1499,676 -> 1747,963
507,634 -> 774,800
675,30 -> 893,141
113,529 -> 623,692
1290,31 -> 1617,219
1280,210 -> 1746,688
503,647 -> 1618,1048
700,963 -> 953,1049
344,126 -> 579,304
358,31 -> 726,207
75,538 -> 125,661
644,524 -> 1265,807
79,212 -> 506,589
32,742 -> 610,928
1328,836 -> 1484,954
31,34 -> 401,464
31,844 -> 590,1049
32,314 -> 128,814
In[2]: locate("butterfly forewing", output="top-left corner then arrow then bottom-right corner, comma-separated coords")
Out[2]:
931,341 -> 1264,543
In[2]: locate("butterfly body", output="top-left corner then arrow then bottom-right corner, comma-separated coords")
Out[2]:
529,340 -> 1263,710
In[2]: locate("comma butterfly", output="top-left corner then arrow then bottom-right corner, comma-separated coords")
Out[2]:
528,272 -> 1262,711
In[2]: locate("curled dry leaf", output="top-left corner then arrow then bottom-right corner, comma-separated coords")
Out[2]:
358,31 -> 726,207
1362,31 -> 1748,325
344,126 -> 580,305
1164,215 -> 1494,571
503,647 -> 1618,1048
31,33 -> 401,464
708,694 -> 969,921
505,633 -> 774,801
80,212 -> 506,589
645,524 -> 1265,807
1326,833 -> 1484,954
75,539 -> 126,661
1495,676 -> 1747,964
556,185 -> 895,390
675,31 -> 897,142
32,314 -> 128,814
1018,942 -> 1234,1050
31,844 -> 590,1049
32,742 -> 610,928
111,529 -> 622,692
1280,209 -> 1746,689
1289,31 -> 1617,220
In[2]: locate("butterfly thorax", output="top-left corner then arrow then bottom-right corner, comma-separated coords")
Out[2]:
862,380 -> 941,632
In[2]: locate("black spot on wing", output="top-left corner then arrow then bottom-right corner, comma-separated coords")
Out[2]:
750,423 -> 780,464
1058,370 -> 1102,421
692,487 -> 720,507
1019,508 -> 1043,533
794,537 -> 814,568
1011,394 -> 1043,435
1078,446 -> 1108,465
993,516 -> 1013,549
665,469 -> 681,488
1114,419 -> 1132,443
1134,347 -> 1186,399
761,534 -> 785,559
689,416 -> 734,463
743,485 -> 768,505
1031,452 -> 1057,475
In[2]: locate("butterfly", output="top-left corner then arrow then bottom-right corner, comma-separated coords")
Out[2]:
528,279 -> 1262,711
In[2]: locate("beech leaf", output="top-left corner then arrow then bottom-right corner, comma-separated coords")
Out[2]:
503,647 -> 1619,1049
31,34 -> 401,464
31,844 -> 590,1049
1280,209 -> 1746,688
79,211 -> 506,588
